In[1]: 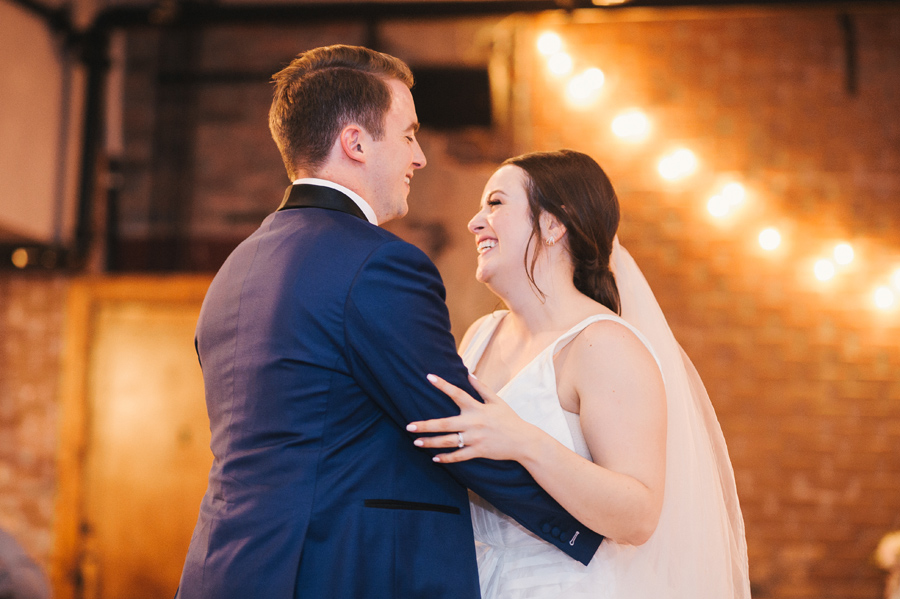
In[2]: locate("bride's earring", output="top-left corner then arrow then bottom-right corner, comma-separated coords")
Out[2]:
545,236 -> 556,246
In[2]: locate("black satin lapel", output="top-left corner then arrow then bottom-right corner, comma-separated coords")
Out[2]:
277,184 -> 367,221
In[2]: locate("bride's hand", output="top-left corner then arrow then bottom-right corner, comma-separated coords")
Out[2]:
407,374 -> 536,463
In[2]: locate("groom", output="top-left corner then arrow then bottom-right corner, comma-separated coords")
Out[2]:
175,45 -> 602,598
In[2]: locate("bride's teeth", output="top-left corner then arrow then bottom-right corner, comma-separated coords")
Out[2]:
404,177 -> 410,184
478,240 -> 497,252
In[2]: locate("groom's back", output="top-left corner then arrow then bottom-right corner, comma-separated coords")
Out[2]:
176,206 -> 480,598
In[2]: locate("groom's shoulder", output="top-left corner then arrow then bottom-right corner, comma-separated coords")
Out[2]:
350,225 -> 437,269
362,237 -> 441,282
346,230 -> 445,295
297,214 -> 422,262
327,215 -> 407,250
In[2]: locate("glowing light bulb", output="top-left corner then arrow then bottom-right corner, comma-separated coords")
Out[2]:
707,195 -> 730,218
582,68 -> 604,89
566,68 -> 605,103
759,228 -> 781,251
547,53 -> 573,76
722,182 -> 746,207
874,286 -> 896,309
537,32 -> 562,56
657,148 -> 698,181
11,248 -> 29,269
833,243 -> 854,265
814,259 -> 836,281
567,77 -> 591,102
892,267 -> 900,291
611,110 -> 650,142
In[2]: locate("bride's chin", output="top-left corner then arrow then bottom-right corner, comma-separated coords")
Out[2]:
474,266 -> 494,285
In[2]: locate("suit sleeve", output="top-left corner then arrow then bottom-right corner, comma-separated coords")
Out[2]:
344,239 -> 603,565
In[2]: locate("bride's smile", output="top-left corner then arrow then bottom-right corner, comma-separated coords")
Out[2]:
469,165 -> 545,289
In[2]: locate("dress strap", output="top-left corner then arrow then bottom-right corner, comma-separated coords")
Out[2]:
459,311 -> 508,373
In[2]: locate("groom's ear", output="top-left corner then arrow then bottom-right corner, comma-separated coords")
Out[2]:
339,124 -> 367,164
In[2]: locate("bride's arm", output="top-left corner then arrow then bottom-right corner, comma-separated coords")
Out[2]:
529,321 -> 666,545
409,320 -> 666,546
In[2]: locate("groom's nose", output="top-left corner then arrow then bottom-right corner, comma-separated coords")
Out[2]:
413,139 -> 426,169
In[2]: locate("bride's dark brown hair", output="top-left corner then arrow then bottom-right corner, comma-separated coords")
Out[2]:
502,149 -> 621,315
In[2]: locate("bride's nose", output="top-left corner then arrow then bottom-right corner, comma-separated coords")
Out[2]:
468,210 -> 485,235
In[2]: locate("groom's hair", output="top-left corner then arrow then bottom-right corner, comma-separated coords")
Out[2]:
269,45 -> 414,180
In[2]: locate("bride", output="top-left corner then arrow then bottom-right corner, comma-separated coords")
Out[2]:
408,150 -> 751,598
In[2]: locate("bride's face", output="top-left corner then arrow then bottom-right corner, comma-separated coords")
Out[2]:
468,165 -> 536,286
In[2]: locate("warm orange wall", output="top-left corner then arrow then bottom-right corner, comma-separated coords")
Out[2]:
0,275 -> 68,567
503,6 -> 900,598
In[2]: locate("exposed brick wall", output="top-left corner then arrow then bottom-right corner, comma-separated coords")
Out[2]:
507,7 -> 900,598
0,273 -> 69,570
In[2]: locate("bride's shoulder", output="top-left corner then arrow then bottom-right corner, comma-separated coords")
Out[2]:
556,314 -> 664,416
572,316 -> 659,376
564,319 -> 665,417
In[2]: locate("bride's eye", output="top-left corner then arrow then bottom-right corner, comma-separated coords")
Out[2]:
487,199 -> 501,207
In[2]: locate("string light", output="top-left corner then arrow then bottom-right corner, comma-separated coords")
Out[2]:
547,52 -> 573,76
874,286 -> 896,310
721,182 -> 746,207
707,182 -> 747,219
581,68 -> 604,88
833,243 -> 854,265
537,32 -> 563,56
611,109 -> 651,142
536,43 -> 892,317
658,148 -> 698,181
11,248 -> 29,269
566,68 -> 605,103
814,259 -> 836,281
707,195 -> 729,218
890,267 -> 900,291
759,228 -> 781,251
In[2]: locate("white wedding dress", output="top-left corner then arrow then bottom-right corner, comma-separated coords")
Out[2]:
458,241 -> 752,599
461,311 -> 656,599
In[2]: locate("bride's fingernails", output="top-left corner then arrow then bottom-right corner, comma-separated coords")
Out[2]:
426,374 -> 438,383
406,424 -> 417,432
414,439 -> 424,447
433,456 -> 441,463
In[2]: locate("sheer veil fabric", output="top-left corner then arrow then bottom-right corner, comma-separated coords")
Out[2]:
604,238 -> 751,597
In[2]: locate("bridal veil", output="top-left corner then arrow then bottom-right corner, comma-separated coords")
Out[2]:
602,238 -> 752,598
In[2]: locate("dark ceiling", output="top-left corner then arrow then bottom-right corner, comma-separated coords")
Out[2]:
8,0 -> 889,35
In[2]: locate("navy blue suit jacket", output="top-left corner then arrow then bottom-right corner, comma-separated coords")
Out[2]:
176,185 -> 602,598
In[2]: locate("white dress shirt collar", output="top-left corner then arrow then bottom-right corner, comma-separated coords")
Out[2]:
291,178 -> 378,225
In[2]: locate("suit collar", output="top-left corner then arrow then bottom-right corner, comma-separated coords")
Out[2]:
289,178 -> 378,224
278,184 -> 369,222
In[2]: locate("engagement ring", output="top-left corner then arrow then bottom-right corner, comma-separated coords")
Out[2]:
457,432 -> 465,448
